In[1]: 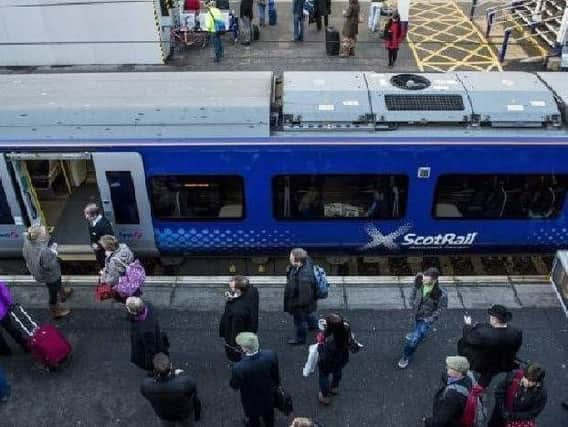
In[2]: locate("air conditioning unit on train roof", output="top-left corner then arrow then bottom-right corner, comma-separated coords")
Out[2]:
365,72 -> 473,125
281,72 -> 374,130
456,72 -> 561,128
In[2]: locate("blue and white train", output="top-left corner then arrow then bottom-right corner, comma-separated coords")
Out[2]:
0,70 -> 567,257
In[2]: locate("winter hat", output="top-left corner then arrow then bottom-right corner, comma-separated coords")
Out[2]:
446,356 -> 470,374
236,332 -> 259,353
125,296 -> 145,315
424,267 -> 440,281
488,304 -> 512,323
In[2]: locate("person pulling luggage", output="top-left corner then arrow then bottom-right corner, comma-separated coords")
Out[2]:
0,281 -> 29,356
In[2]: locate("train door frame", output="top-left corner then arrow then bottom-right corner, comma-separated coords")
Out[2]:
5,151 -> 158,257
0,154 -> 26,256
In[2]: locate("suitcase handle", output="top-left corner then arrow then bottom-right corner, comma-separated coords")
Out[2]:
9,304 -> 38,337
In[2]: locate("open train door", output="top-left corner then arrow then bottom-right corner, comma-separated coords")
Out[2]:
92,152 -> 158,256
0,154 -> 26,256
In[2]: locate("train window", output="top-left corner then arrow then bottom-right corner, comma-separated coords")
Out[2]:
434,174 -> 568,219
273,174 -> 408,220
105,171 -> 140,224
0,180 -> 14,225
150,176 -> 245,220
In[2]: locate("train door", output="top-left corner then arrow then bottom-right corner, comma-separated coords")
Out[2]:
92,152 -> 158,255
0,154 -> 25,256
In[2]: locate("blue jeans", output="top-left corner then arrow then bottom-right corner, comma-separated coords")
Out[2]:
0,366 -> 10,400
211,33 -> 223,62
293,311 -> 318,342
403,320 -> 431,359
258,3 -> 266,25
293,14 -> 304,41
319,368 -> 342,397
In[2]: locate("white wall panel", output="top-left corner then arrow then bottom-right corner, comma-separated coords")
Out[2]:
0,0 -> 164,65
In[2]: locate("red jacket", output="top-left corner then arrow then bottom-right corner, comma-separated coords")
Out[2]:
384,20 -> 405,49
184,0 -> 200,11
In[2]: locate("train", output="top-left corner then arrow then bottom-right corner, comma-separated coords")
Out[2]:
0,70 -> 567,259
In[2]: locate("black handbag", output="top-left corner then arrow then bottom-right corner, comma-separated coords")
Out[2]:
274,386 -> 294,415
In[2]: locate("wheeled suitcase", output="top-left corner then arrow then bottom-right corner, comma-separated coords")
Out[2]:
10,305 -> 72,370
325,26 -> 340,55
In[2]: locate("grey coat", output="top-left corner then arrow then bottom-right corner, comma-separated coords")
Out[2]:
409,278 -> 447,323
22,238 -> 61,284
101,243 -> 134,286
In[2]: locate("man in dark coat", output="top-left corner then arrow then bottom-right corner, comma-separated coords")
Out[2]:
314,0 -> 330,30
424,356 -> 474,427
458,304 -> 523,387
219,275 -> 259,362
240,0 -> 254,44
284,248 -> 318,345
127,297 -> 169,372
141,353 -> 201,426
398,267 -> 447,369
230,332 -> 281,427
84,203 -> 114,268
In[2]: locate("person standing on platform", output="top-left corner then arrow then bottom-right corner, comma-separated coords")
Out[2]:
240,0 -> 254,44
488,363 -> 547,427
314,0 -> 329,30
99,235 -> 134,287
368,0 -> 382,32
284,248 -> 319,345
141,353 -> 202,426
22,224 -> 72,320
458,304 -> 523,387
84,203 -> 114,269
292,0 -> 306,41
127,297 -> 169,372
398,267 -> 447,369
0,281 -> 29,356
230,332 -> 280,427
205,1 -> 225,62
257,0 -> 267,26
383,11 -> 405,67
219,275 -> 259,363
423,356 -> 475,427
339,0 -> 360,56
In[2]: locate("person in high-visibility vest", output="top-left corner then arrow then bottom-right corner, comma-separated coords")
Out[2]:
205,1 -> 225,62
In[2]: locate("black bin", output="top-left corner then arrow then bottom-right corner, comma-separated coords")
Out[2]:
325,26 -> 340,56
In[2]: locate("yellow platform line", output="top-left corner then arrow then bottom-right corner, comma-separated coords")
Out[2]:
407,0 -> 503,72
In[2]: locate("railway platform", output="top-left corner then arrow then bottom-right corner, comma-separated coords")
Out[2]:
0,275 -> 566,426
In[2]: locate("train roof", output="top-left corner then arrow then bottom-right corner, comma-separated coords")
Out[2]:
0,71 -> 568,145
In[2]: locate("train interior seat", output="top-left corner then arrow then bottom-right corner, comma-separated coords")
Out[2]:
435,203 -> 463,217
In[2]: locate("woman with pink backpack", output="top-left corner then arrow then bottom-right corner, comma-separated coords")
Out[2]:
98,235 -> 145,303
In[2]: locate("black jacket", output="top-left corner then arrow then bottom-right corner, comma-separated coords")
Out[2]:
489,370 -> 547,427
140,373 -> 198,421
219,287 -> 259,359
318,336 -> 349,374
409,277 -> 448,323
230,349 -> 280,418
240,0 -> 253,19
88,216 -> 114,246
284,259 -> 317,316
426,373 -> 474,427
130,304 -> 167,371
458,323 -> 522,375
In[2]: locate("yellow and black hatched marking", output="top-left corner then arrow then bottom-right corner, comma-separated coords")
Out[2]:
406,0 -> 503,71
152,0 -> 167,64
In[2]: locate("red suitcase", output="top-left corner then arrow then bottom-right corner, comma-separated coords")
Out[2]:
10,305 -> 72,369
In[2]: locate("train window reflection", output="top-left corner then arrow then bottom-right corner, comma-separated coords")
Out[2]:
150,176 -> 244,220
273,175 -> 408,220
0,180 -> 14,225
105,171 -> 140,225
434,174 -> 568,219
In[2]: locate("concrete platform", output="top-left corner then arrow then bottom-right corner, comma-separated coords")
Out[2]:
1,307 -> 567,426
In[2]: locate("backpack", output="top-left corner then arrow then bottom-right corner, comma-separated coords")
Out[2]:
312,265 -> 330,299
115,259 -> 146,297
209,10 -> 226,33
445,379 -> 487,427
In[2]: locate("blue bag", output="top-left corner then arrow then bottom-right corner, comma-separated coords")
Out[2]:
210,11 -> 226,33
313,265 -> 329,299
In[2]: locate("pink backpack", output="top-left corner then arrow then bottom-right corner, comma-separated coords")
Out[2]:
114,259 -> 146,297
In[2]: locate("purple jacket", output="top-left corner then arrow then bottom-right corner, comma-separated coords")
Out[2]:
0,282 -> 13,320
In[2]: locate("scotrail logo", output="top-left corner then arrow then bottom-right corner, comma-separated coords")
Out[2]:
361,224 -> 478,250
